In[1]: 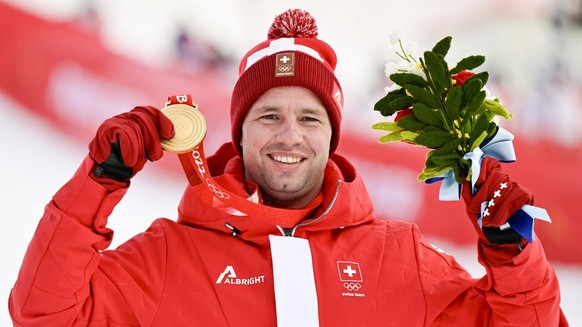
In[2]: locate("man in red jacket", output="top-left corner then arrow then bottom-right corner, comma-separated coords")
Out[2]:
10,9 -> 567,326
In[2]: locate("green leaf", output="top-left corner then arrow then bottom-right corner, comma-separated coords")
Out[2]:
412,103 -> 443,127
486,121 -> 497,138
378,131 -> 404,143
390,73 -> 428,88
468,113 -> 489,148
373,94 -> 395,116
466,71 -> 489,87
378,131 -> 418,143
430,153 -> 462,167
374,92 -> 414,117
444,86 -> 462,120
424,152 -> 439,169
459,158 -> 471,173
424,125 -> 443,133
452,163 -> 464,183
485,110 -> 495,121
432,36 -> 452,57
428,137 -> 461,157
452,158 -> 472,182
450,55 -> 485,74
481,98 -> 513,119
414,130 -> 456,149
462,90 -> 486,119
372,122 -> 400,131
461,78 -> 483,109
418,165 -> 453,181
389,96 -> 415,112
462,116 -> 472,133
401,131 -> 419,142
424,51 -> 450,94
426,137 -> 462,168
470,130 -> 489,151
396,114 -> 427,132
374,89 -> 404,116
404,84 -> 440,108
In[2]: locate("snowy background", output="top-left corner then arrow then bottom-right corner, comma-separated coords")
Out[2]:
2,0 -> 581,325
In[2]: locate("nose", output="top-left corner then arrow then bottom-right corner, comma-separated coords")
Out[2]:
274,118 -> 303,145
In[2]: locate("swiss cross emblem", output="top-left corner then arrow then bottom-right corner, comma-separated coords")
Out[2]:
275,52 -> 295,77
337,261 -> 363,282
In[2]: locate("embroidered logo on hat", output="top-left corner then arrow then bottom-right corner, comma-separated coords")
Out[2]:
275,52 -> 295,77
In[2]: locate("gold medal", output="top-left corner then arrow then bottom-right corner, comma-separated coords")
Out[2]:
160,103 -> 207,153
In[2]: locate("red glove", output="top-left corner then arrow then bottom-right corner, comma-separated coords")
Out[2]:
462,157 -> 534,244
89,106 -> 175,182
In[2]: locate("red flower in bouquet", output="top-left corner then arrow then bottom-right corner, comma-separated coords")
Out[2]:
452,70 -> 475,86
394,108 -> 413,121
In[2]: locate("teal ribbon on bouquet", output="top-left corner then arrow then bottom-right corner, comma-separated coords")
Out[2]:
426,126 -> 552,243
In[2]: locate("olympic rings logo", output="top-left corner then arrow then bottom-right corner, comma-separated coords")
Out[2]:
278,66 -> 292,72
343,283 -> 361,291
205,178 -> 231,199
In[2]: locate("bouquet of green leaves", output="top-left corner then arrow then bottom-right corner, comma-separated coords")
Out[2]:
373,34 -> 513,184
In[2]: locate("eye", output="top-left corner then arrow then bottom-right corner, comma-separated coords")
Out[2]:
261,114 -> 279,120
301,116 -> 320,123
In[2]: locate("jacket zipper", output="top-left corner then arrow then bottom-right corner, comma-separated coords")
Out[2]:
277,180 -> 342,237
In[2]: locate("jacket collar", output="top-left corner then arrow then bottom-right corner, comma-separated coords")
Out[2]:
177,142 -> 375,245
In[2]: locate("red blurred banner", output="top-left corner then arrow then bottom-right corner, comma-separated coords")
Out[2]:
1,3 -> 581,263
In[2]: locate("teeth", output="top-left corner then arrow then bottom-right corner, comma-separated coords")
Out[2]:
272,155 -> 302,164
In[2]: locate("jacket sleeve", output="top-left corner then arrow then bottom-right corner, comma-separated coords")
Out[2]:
412,226 -> 567,326
8,155 -> 167,326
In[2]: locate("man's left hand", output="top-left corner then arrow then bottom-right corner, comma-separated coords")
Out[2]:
462,157 -> 533,244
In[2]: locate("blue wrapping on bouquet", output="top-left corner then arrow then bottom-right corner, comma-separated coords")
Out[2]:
480,204 -> 552,243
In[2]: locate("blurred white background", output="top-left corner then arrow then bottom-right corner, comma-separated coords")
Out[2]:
1,0 -> 581,325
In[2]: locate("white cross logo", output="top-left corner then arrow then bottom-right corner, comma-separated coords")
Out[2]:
500,182 -> 508,189
343,265 -> 357,277
279,55 -> 291,64
488,199 -> 495,207
494,190 -> 501,198
337,261 -> 363,282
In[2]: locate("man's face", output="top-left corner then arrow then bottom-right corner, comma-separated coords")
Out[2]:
240,86 -> 332,209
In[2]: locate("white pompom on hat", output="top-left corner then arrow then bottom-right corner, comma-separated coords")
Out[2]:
230,9 -> 344,155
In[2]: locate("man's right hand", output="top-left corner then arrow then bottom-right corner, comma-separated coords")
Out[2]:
88,106 -> 175,182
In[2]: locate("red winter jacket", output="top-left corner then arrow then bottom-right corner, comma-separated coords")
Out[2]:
9,143 -> 566,326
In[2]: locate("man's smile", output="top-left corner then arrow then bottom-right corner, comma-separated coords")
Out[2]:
269,154 -> 305,164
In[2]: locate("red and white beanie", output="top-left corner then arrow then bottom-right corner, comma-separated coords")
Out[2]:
230,9 -> 344,155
